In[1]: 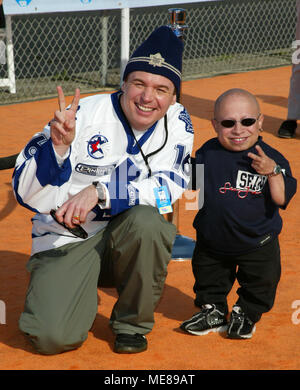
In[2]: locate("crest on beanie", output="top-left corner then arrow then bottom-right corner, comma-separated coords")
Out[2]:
149,53 -> 165,67
122,26 -> 183,96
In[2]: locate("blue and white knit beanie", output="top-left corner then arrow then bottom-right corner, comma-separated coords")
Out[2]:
122,26 -> 183,96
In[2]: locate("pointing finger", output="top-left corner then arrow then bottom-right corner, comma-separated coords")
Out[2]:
248,152 -> 261,161
255,145 -> 266,156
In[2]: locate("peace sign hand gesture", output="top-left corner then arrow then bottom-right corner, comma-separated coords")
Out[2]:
50,86 -> 80,156
248,144 -> 285,206
248,145 -> 276,176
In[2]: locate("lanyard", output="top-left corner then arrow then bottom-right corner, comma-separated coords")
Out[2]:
129,115 -> 168,177
118,94 -> 169,177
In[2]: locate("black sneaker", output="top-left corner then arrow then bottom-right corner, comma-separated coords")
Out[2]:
277,120 -> 297,138
180,304 -> 227,336
227,305 -> 256,339
114,333 -> 147,354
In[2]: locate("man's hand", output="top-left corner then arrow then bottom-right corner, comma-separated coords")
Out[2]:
248,145 -> 276,175
50,86 -> 80,156
248,145 -> 285,205
55,185 -> 98,228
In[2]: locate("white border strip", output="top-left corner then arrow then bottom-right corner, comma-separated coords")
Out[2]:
3,0 -> 222,16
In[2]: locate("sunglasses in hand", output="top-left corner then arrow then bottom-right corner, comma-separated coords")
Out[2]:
50,209 -> 88,239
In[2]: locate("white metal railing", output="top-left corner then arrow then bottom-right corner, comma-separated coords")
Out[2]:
0,0 -> 296,104
0,15 -> 16,93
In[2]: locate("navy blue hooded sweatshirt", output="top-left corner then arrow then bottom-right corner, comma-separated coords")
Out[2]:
192,136 -> 297,255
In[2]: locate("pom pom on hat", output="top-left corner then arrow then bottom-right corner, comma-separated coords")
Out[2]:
122,26 -> 183,96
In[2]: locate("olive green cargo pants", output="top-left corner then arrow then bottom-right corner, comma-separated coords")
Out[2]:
19,205 -> 176,355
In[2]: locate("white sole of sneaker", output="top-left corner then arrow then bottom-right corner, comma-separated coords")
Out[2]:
185,324 -> 228,336
227,324 -> 256,339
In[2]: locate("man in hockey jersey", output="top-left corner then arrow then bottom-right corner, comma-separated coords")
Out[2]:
180,88 -> 296,339
13,26 -> 194,354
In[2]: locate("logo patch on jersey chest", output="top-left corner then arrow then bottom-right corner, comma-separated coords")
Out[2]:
87,134 -> 110,159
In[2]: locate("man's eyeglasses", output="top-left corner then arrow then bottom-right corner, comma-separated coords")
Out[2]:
50,209 -> 88,239
215,114 -> 261,128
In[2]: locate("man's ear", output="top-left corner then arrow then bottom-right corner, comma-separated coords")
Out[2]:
171,92 -> 177,105
258,113 -> 264,130
211,119 -> 218,134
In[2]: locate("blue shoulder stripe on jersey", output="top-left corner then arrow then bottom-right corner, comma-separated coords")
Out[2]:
13,160 -> 40,213
34,139 -> 72,187
13,139 -> 72,212
111,91 -> 158,155
179,108 -> 194,134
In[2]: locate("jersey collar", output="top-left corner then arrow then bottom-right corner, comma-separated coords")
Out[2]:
111,91 -> 157,155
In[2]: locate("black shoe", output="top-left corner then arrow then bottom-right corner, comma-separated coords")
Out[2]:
180,304 -> 228,336
227,305 -> 256,339
114,333 -> 147,354
277,120 -> 297,138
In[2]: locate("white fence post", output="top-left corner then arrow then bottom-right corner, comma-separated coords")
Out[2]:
100,11 -> 108,87
120,7 -> 130,86
0,15 -> 16,93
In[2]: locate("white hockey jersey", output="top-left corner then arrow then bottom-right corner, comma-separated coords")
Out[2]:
13,91 -> 194,255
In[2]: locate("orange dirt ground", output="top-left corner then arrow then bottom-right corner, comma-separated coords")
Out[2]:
0,66 -> 299,373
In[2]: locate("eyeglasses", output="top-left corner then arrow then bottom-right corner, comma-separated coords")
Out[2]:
50,209 -> 88,239
215,114 -> 261,128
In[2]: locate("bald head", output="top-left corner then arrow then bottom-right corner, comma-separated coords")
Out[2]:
212,88 -> 264,152
214,88 -> 260,118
